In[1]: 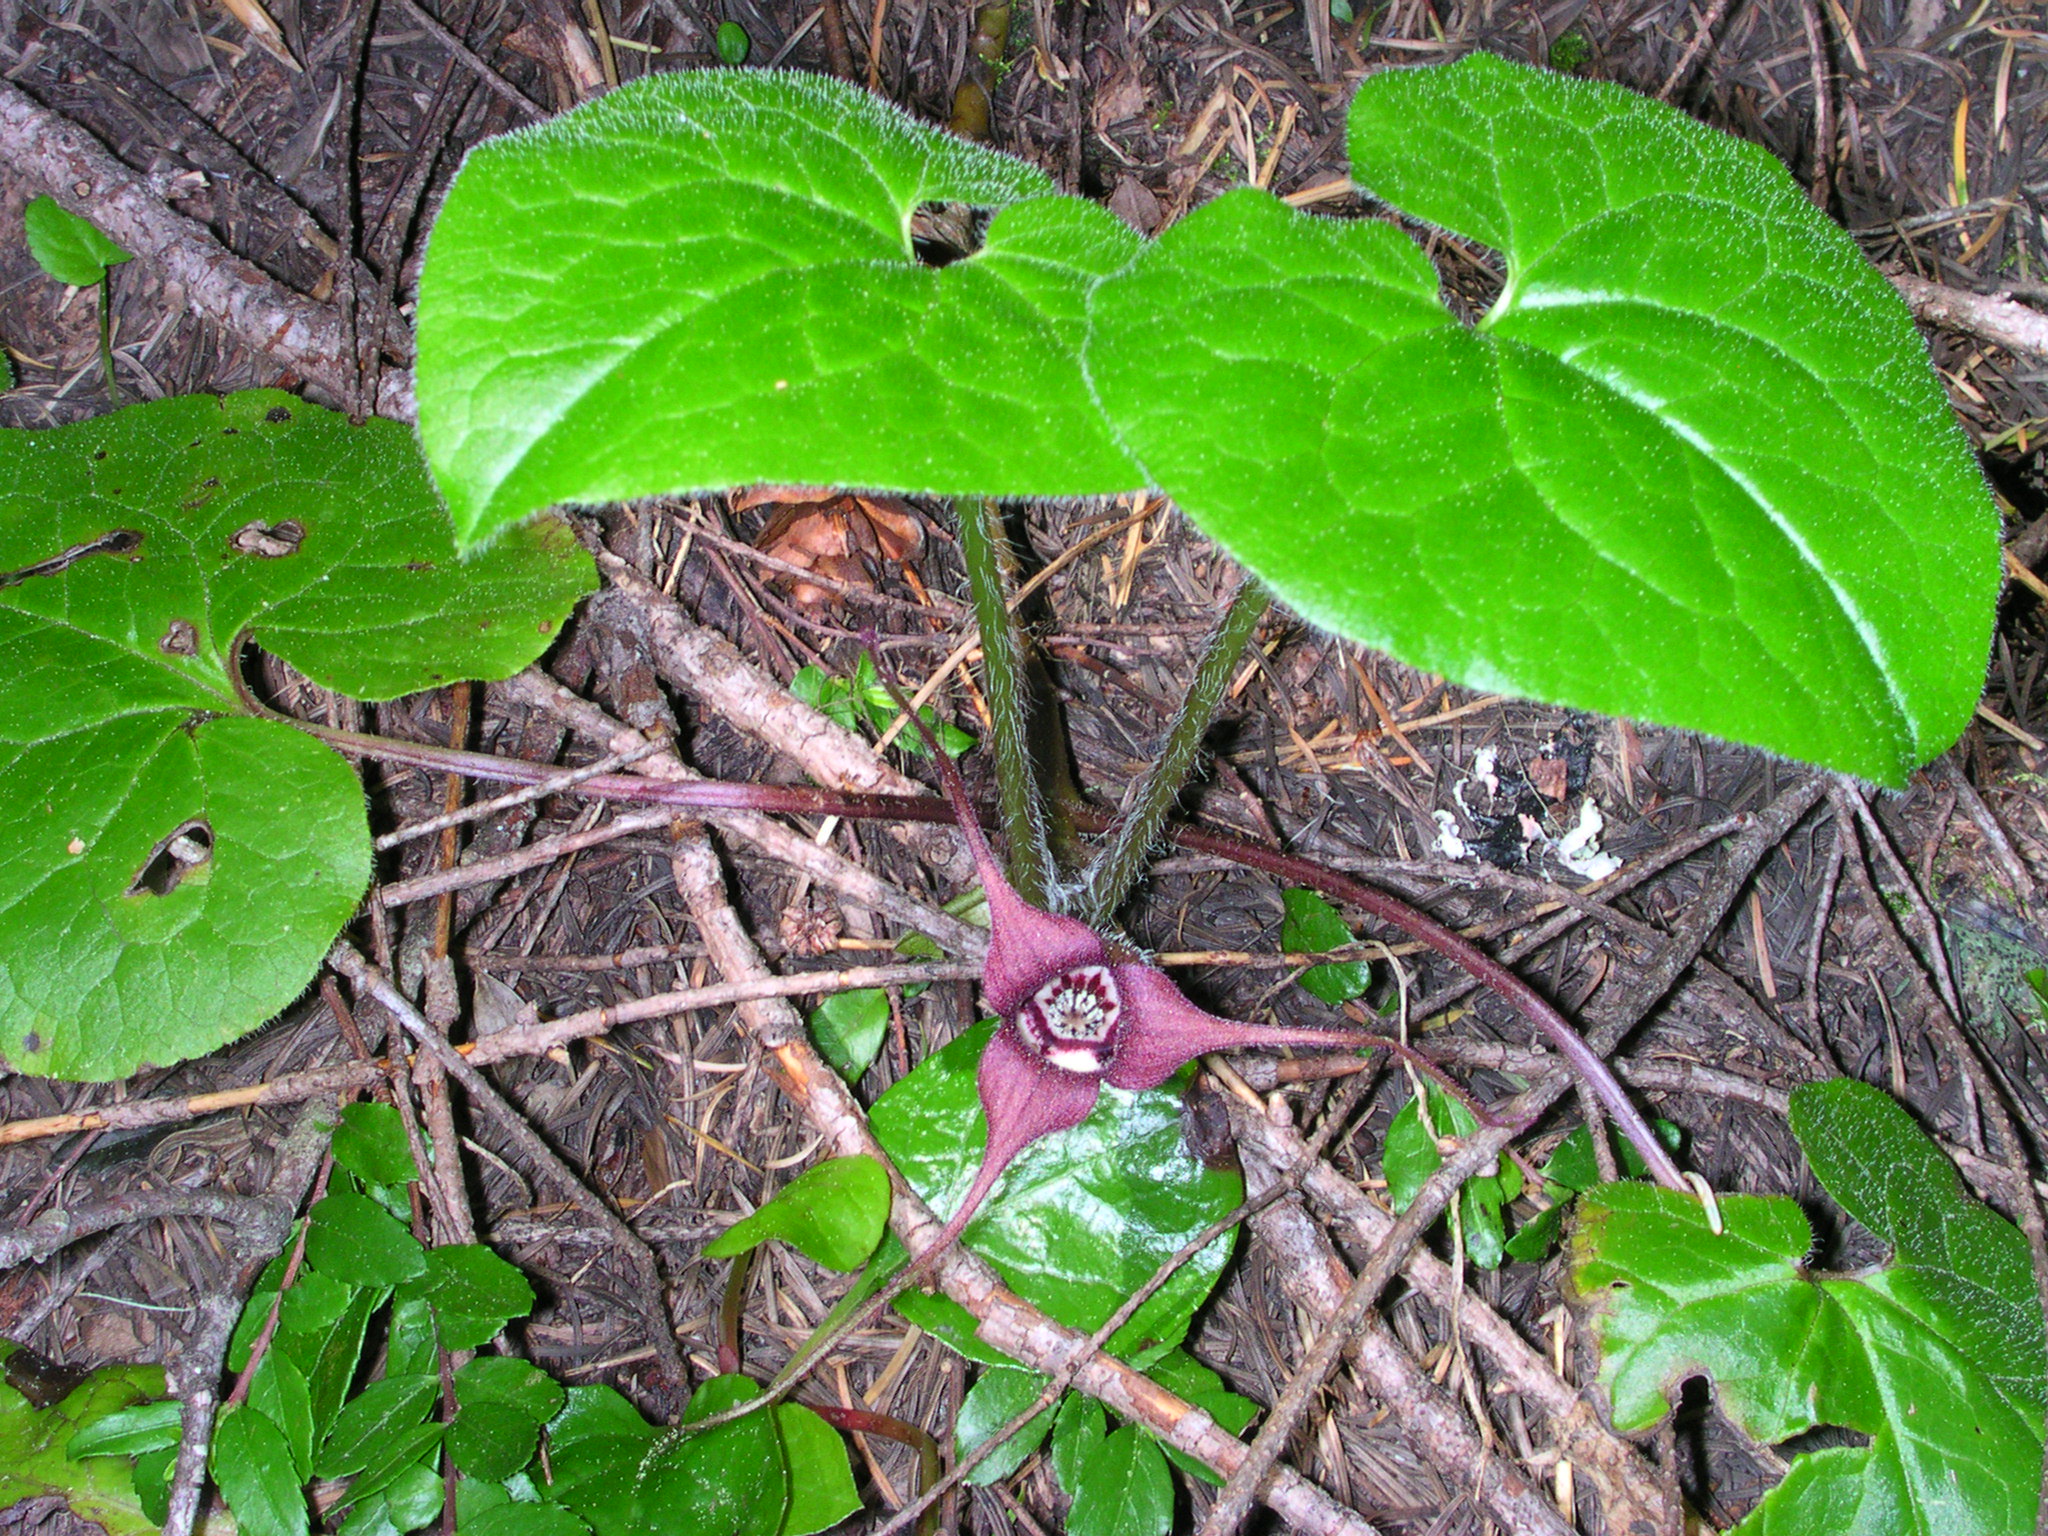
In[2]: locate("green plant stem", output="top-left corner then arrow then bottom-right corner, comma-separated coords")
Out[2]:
1079,580 -> 1269,926
955,496 -> 1052,907
95,272 -> 117,402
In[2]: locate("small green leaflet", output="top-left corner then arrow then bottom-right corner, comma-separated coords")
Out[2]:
954,1365 -> 1055,1485
807,988 -> 892,1081
1067,1426 -> 1173,1536
0,392 -> 596,1079
790,657 -> 975,758
1383,1087 -> 1523,1269
330,1102 -> 419,1189
703,1155 -> 892,1271
714,20 -> 749,63
23,197 -> 131,288
416,55 -> 1995,784
869,1020 -> 1241,1360
1279,888 -> 1371,1005
1571,1078 -> 2045,1536
400,1244 -> 535,1349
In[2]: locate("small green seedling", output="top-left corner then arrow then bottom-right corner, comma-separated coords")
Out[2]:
715,19 -> 750,63
23,196 -> 131,401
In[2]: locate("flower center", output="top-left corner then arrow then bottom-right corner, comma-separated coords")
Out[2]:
1014,964 -> 1123,1075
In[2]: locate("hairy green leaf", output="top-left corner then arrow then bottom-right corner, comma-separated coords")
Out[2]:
870,1020 -> 1240,1361
1571,1081 -> 2044,1535
703,1155 -> 891,1271
416,59 -> 1994,783
1094,54 -> 1995,784
0,392 -> 595,1079
415,71 -> 1141,546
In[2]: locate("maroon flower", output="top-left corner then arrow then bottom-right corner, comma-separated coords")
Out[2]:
914,727 -> 1380,1259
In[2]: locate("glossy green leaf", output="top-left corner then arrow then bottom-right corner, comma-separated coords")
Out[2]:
387,1294 -> 441,1378
1141,1348 -> 1258,1487
1093,54 -> 1996,785
277,1282 -> 383,1444
703,1155 -> 891,1271
401,1244 -> 535,1349
1279,889 -> 1371,1004
213,1402 -> 310,1536
0,392 -> 595,1079
307,1191 -> 427,1287
870,1021 -> 1241,1359
344,1425 -> 446,1510
64,1399 -> 182,1459
772,1404 -> 861,1536
644,1376 -> 787,1536
450,1401 -> 538,1482
130,1446 -> 173,1527
317,1374 -> 441,1478
1067,1426 -> 1172,1536
249,1347 -> 316,1480
456,1357 -> 565,1425
466,1499 -> 590,1536
1384,1090 -> 1516,1268
281,1267 -> 358,1334
1572,1081 -> 2044,1536
333,1102 -> 419,1189
23,196 -> 131,287
955,1365 -> 1054,1486
808,988 -> 892,1081
0,1345 -> 170,1536
415,71 -> 1144,549
544,1380 -> 789,1536
1050,1391 -> 1105,1495
383,1461 -> 447,1533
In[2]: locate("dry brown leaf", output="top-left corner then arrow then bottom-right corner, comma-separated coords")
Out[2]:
216,0 -> 301,70
745,487 -> 925,607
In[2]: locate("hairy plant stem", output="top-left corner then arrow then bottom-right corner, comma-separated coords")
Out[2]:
1079,579 -> 1269,926
954,496 -> 1054,906
95,272 -> 117,402
290,717 -> 1679,1185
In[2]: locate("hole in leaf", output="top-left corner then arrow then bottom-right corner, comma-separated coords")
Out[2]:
128,820 -> 214,897
228,519 -> 305,558
265,405 -> 292,423
909,202 -> 990,268
158,619 -> 199,655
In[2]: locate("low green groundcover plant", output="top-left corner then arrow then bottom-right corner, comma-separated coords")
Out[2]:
1572,1078 -> 2046,1535
0,392 -> 595,1079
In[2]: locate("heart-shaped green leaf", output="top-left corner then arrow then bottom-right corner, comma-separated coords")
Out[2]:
1090,54 -> 1996,784
869,1020 -> 1240,1360
1571,1080 -> 2044,1535
24,197 -> 132,288
0,391 -> 595,1079
415,70 -> 1143,546
416,58 -> 1996,785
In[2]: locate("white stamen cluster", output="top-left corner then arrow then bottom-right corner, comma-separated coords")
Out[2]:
1015,964 -> 1122,1074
